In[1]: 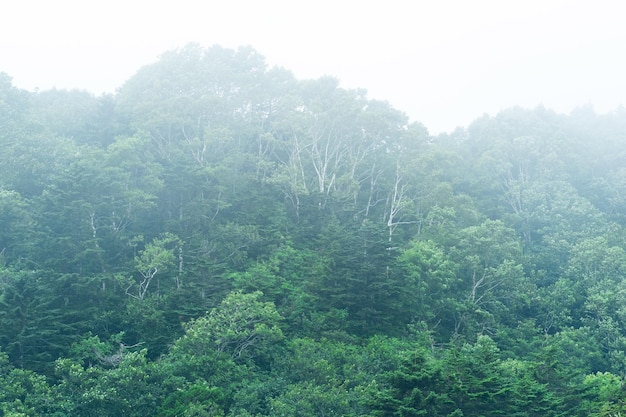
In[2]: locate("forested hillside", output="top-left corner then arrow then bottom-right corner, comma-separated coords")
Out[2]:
2,43 -> 626,416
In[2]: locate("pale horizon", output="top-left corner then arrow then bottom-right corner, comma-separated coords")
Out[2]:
2,0 -> 625,134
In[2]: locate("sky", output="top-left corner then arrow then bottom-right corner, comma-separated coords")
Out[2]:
1,0 -> 625,134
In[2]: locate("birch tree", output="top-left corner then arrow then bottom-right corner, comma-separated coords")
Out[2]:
121,233 -> 180,300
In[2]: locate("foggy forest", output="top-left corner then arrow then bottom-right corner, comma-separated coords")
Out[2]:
2,44 -> 626,416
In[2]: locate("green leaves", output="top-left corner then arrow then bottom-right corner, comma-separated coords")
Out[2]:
54,349 -> 161,417
158,381 -> 225,417
5,44 -> 626,417
0,350 -> 60,417
173,290 -> 283,361
130,233 -> 180,300
0,189 -> 36,265
0,269 -> 92,374
395,240 -> 459,330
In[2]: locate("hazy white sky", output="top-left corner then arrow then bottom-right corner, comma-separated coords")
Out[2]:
1,0 -> 625,133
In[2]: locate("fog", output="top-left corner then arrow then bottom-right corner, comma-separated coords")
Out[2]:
1,0 -> 624,133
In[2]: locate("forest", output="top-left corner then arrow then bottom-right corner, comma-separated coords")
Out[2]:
1,43 -> 626,416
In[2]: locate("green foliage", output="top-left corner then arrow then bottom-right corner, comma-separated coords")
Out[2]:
367,347 -> 456,416
0,349 -> 61,417
123,232 -> 181,300
3,45 -> 626,417
54,349 -> 161,417
172,290 -> 283,363
158,381 -> 225,417
0,189 -> 36,265
395,240 -> 459,332
0,269 -> 93,373
268,380 -> 356,417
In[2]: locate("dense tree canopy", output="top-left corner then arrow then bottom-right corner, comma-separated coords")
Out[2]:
2,44 -> 626,415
